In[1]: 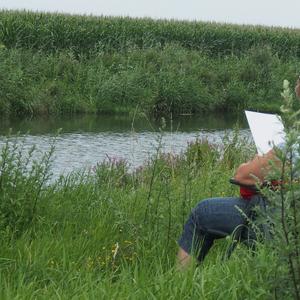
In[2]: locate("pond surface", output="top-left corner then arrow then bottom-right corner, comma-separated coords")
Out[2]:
0,113 -> 251,179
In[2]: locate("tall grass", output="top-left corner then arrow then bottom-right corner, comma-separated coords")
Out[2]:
1,106 -> 300,298
0,45 -> 299,116
0,130 -> 268,299
261,81 -> 300,299
0,10 -> 299,117
0,10 -> 300,58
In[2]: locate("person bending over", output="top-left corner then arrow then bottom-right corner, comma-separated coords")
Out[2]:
177,148 -> 278,269
177,78 -> 300,269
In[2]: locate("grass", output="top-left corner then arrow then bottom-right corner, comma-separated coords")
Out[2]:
0,44 -> 299,117
1,10 -> 299,297
0,131 -> 285,299
0,10 -> 300,117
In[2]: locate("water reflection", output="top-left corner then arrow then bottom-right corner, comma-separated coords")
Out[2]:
0,112 -> 247,135
0,113 -> 250,179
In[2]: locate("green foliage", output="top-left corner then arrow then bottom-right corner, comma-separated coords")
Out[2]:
0,134 -> 54,237
2,119 -> 300,297
0,130 -> 263,298
94,156 -> 131,188
260,80 -> 300,299
0,45 -> 299,117
0,11 -> 299,117
0,10 -> 299,58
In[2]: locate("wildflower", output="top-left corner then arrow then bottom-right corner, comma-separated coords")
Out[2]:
112,242 -> 119,260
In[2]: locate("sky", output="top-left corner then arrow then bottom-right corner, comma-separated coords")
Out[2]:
1,0 -> 300,29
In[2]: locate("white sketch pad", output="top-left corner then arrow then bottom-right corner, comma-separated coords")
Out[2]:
245,110 -> 285,155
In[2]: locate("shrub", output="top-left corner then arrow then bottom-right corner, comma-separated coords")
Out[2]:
259,80 -> 300,299
0,133 -> 54,236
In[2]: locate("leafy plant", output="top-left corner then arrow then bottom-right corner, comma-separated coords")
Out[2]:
0,132 -> 54,237
261,80 -> 300,299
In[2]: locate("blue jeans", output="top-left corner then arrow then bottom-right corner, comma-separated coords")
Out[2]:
178,197 -> 251,262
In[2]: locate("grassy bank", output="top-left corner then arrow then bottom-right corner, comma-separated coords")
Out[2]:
1,125 -> 299,298
0,132 -> 278,299
0,45 -> 299,116
0,10 -> 299,117
2,79 -> 300,298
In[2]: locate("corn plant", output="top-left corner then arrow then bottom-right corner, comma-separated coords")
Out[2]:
0,10 -> 299,57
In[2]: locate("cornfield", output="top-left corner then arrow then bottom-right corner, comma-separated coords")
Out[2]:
0,10 -> 299,57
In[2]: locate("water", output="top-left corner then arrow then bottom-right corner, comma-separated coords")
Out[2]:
0,113 -> 250,179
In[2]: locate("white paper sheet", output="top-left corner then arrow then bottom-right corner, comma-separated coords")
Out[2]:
245,110 -> 285,155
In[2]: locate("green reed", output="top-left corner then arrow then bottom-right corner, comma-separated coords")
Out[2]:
0,44 -> 299,117
0,10 -> 299,118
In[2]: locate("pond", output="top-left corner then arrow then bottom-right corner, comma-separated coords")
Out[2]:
0,113 -> 251,179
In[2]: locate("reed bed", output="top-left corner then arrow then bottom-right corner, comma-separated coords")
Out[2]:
0,45 -> 299,116
0,10 -> 300,58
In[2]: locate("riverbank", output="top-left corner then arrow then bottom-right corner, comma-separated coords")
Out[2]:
0,134 -> 279,299
0,11 -> 300,117
0,45 -> 299,117
1,81 -> 299,297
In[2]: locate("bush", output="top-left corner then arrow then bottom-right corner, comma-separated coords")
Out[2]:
257,80 -> 300,299
0,134 -> 54,236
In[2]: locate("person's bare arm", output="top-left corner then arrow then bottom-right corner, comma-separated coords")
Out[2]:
234,149 -> 279,185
